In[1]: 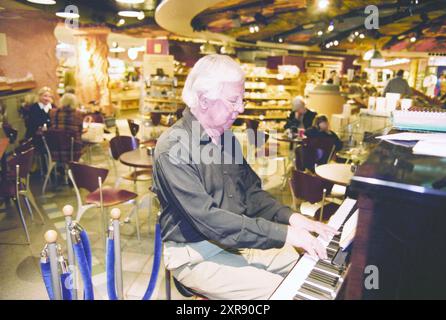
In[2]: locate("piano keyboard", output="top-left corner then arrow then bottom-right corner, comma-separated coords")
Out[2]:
269,198 -> 358,300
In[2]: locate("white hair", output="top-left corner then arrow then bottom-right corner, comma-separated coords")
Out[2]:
182,54 -> 245,109
291,96 -> 306,111
60,93 -> 78,109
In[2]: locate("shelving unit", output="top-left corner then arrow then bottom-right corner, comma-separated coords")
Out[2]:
241,67 -> 301,131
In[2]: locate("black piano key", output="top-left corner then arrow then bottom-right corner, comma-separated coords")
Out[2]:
300,283 -> 332,300
293,293 -> 310,300
305,276 -> 337,292
315,261 -> 343,275
327,249 -> 336,260
328,241 -> 339,251
311,269 -> 340,284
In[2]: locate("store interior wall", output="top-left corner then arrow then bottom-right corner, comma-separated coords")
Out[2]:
0,15 -> 58,92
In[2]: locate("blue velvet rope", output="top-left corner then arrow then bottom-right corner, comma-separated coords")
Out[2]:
106,238 -> 118,300
60,272 -> 73,300
40,261 -> 54,300
79,230 -> 92,272
73,241 -> 94,300
142,223 -> 162,300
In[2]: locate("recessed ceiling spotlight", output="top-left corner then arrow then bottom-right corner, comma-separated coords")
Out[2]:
27,0 -> 56,4
327,23 -> 334,32
359,33 -> 365,39
410,36 -> 417,43
249,26 -> 255,33
254,25 -> 259,32
56,11 -> 80,19
137,11 -> 145,20
325,43 -> 331,49
117,18 -> 125,26
118,10 -> 142,18
354,31 -> 359,37
318,0 -> 329,10
116,0 -> 145,4
278,38 -> 284,43
334,40 -> 339,46
317,30 -> 323,36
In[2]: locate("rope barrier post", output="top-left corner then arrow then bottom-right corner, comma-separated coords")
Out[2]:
63,205 -> 78,300
44,230 -> 62,300
98,177 -> 107,249
111,208 -> 124,300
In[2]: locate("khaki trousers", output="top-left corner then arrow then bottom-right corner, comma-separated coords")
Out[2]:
164,241 -> 299,300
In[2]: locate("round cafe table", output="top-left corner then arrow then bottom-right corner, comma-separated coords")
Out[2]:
119,148 -> 153,181
315,163 -> 354,186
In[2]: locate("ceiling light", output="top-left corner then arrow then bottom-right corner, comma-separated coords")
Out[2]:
117,18 -> 125,26
27,0 -> 56,4
110,47 -> 126,53
249,26 -> 255,33
128,48 -> 139,60
359,33 -> 365,39
327,24 -> 334,32
410,36 -> 417,43
278,38 -> 284,43
317,30 -> 323,36
318,0 -> 329,10
254,25 -> 260,32
56,11 -> 80,19
354,31 -> 359,37
118,11 -> 142,18
137,11 -> 145,20
334,40 -> 339,46
116,0 -> 145,4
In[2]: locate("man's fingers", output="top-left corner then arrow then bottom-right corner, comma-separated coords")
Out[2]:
314,240 -> 328,260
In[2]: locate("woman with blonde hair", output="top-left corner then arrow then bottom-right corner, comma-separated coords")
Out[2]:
49,93 -> 83,144
25,86 -> 55,138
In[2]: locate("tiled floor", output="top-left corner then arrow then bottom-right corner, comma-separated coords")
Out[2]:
0,116 -> 294,300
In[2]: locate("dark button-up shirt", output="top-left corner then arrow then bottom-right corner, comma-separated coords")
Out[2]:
152,108 -> 293,250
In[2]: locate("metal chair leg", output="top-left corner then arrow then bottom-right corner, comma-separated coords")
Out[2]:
42,161 -> 56,195
26,191 -> 45,223
14,198 -> 30,244
165,269 -> 171,300
23,197 -> 34,221
134,206 -> 141,241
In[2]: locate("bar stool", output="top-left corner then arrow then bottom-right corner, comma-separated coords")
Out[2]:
165,269 -> 208,300
67,161 -> 139,240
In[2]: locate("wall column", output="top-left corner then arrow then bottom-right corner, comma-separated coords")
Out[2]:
74,27 -> 112,115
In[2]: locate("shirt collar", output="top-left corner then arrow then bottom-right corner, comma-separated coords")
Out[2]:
182,108 -> 215,145
38,102 -> 51,113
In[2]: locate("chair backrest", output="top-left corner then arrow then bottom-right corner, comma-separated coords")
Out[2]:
289,169 -> 333,203
7,147 -> 35,179
83,112 -> 104,124
127,119 -> 140,137
304,136 -> 336,165
2,122 -> 18,144
109,135 -> 140,160
294,145 -> 305,172
69,162 -> 108,192
43,128 -> 82,163
14,138 -> 34,154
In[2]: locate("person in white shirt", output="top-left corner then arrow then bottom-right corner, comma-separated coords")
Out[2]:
25,86 -> 55,138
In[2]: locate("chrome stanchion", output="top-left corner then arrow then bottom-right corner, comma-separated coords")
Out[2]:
44,230 -> 62,300
63,205 -> 78,300
110,208 -> 124,299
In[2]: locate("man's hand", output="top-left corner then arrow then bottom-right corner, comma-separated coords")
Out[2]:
289,213 -> 339,242
286,226 -> 327,260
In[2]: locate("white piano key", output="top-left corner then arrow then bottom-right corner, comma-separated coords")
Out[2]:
269,198 -> 357,300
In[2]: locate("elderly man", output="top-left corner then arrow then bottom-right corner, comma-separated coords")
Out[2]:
152,55 -> 337,300
284,96 -> 317,133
